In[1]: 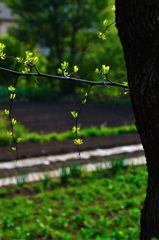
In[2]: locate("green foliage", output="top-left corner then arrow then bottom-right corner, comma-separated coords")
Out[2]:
58,61 -> 79,77
3,0 -> 109,59
2,0 -> 115,96
16,51 -> 38,66
0,165 -> 147,239
41,174 -> 52,191
95,64 -> 110,76
111,157 -> 125,174
16,51 -> 39,73
60,163 -> 82,185
69,163 -> 82,178
0,36 -> 47,90
0,0 -> 127,100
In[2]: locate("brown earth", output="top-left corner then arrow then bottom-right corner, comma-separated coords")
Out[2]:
0,100 -> 141,161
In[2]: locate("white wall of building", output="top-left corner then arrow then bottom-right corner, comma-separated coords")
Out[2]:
0,21 -> 14,36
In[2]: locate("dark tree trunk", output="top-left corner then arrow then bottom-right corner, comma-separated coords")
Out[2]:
116,0 -> 159,239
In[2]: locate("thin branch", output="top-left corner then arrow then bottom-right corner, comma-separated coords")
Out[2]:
104,21 -> 115,32
0,66 -> 129,89
8,76 -> 19,156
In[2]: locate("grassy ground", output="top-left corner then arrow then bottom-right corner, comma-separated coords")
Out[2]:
0,113 -> 137,146
0,164 -> 147,240
23,124 -> 137,144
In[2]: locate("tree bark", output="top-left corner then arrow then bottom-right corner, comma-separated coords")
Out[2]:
116,0 -> 159,239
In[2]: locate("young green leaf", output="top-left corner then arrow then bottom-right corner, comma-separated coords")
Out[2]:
74,65 -> 79,73
22,67 -> 30,74
112,5 -> 116,12
102,65 -> 110,74
98,32 -> 106,40
10,93 -> 16,99
7,131 -> 12,137
103,19 -> 109,27
71,111 -> 78,119
25,51 -> 39,65
16,56 -> 24,63
8,86 -> 15,92
72,126 -> 80,134
4,109 -> 9,115
61,61 -> 69,70
11,147 -> 16,151
95,68 -> 99,74
73,138 -> 84,145
82,99 -> 87,104
17,138 -> 22,143
0,43 -> 6,60
12,118 -> 17,125
58,68 -> 62,74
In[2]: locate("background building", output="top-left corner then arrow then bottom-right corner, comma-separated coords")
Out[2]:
0,3 -> 14,36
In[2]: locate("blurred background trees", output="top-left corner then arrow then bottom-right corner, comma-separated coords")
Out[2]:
0,0 -> 127,100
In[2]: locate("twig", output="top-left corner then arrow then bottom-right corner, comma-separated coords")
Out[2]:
0,66 -> 129,89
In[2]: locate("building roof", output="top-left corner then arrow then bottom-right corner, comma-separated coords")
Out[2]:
0,3 -> 12,21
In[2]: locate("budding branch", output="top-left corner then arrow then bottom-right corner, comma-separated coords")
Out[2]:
0,66 -> 129,89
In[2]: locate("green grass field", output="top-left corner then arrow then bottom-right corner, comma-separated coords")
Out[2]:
0,164 -> 147,240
